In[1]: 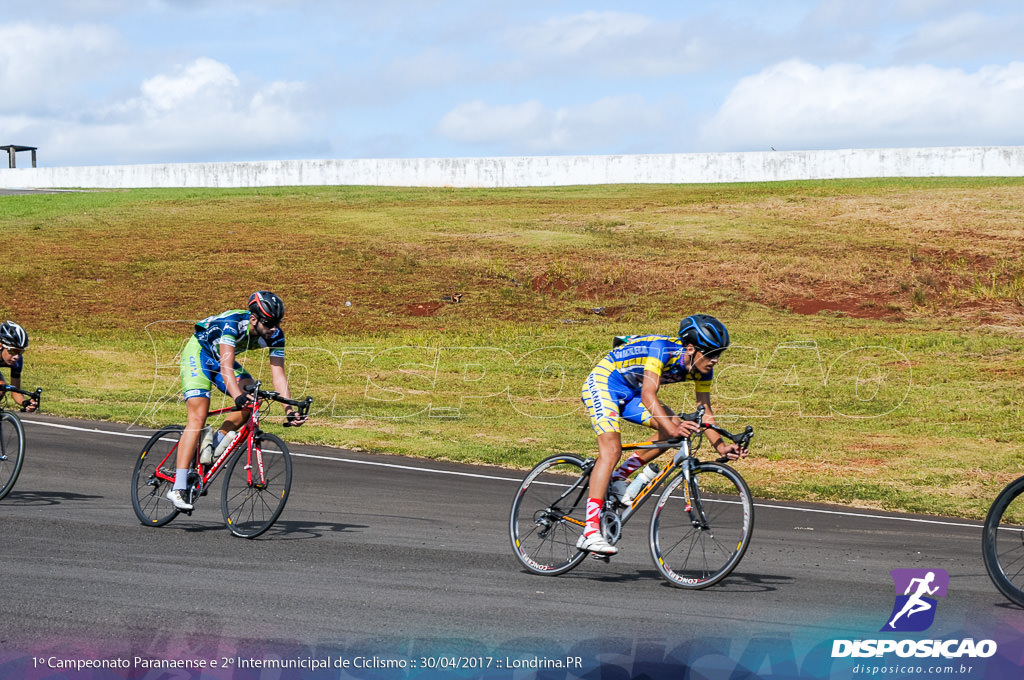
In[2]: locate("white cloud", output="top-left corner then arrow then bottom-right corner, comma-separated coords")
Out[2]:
898,11 -> 1023,62
503,10 -> 709,78
436,95 -> 671,154
510,11 -> 655,57
136,58 -> 241,113
9,57 -> 325,165
698,59 -> 1024,151
0,22 -> 123,114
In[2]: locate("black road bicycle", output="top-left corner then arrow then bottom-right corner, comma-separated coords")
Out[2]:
510,405 -> 754,589
983,475 -> 1024,606
0,385 -> 42,500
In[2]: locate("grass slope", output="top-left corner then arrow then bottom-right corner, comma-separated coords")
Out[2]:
2,178 -> 1023,518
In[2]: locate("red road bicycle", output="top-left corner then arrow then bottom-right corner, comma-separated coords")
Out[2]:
130,383 -> 313,538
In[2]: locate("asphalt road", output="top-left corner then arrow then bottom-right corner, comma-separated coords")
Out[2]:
1,414 -> 1022,677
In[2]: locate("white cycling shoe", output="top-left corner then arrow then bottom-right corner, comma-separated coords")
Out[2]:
166,489 -> 194,511
576,532 -> 618,555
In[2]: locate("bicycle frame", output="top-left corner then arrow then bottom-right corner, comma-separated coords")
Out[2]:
536,406 -> 753,542
510,404 -> 755,585
147,388 -> 302,498
536,434 -> 717,540
614,437 -> 697,524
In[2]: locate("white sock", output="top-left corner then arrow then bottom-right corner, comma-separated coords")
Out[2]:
173,468 -> 189,491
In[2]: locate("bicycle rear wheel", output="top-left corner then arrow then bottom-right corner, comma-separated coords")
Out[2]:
983,476 -> 1024,607
0,412 -> 26,500
509,454 -> 590,576
221,432 -> 292,538
131,425 -> 184,526
649,462 -> 754,589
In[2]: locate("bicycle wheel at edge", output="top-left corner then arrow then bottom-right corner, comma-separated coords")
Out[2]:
0,412 -> 26,500
983,475 -> 1024,607
130,425 -> 184,526
649,461 -> 754,589
509,453 -> 589,576
221,432 -> 292,538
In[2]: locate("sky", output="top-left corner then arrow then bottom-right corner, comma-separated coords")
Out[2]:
3,0 -> 1024,167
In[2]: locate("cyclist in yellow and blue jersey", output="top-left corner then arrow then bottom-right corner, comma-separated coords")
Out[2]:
577,314 -> 745,556
168,291 -> 308,511
0,321 -> 37,411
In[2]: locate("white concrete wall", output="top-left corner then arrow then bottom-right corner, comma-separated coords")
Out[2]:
2,146 -> 1024,189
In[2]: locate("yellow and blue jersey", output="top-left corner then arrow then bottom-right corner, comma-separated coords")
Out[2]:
581,335 -> 712,435
597,335 -> 712,393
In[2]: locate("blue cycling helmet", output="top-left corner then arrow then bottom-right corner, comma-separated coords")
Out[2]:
678,314 -> 729,352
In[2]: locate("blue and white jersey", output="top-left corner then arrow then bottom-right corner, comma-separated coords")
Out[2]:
193,310 -> 285,360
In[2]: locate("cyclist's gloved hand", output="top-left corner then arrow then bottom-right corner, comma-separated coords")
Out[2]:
715,441 -> 746,462
235,393 -> 255,410
284,410 -> 308,427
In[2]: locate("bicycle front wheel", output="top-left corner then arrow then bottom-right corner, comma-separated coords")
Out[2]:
983,476 -> 1024,607
649,462 -> 754,589
509,454 -> 590,576
131,426 -> 184,526
221,432 -> 292,538
0,412 -> 26,500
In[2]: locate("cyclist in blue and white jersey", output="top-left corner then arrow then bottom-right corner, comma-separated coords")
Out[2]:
0,321 -> 38,411
168,291 -> 307,511
577,314 -> 745,556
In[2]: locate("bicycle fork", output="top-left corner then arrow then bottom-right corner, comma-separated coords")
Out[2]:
678,457 -> 711,532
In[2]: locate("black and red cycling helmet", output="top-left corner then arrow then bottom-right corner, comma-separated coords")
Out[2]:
248,291 -> 285,326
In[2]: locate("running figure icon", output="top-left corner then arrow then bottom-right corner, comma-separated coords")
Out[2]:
882,568 -> 949,632
888,572 -> 939,628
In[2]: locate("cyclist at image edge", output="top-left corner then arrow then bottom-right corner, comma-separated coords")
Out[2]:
169,291 -> 308,511
0,321 -> 38,412
578,313 -> 746,556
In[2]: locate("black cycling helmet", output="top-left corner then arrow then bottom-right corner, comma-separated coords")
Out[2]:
0,320 -> 29,350
678,314 -> 729,353
248,290 -> 285,326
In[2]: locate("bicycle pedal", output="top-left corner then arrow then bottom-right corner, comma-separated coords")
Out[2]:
591,554 -> 611,563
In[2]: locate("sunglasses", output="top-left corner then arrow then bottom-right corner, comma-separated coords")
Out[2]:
2,346 -> 24,356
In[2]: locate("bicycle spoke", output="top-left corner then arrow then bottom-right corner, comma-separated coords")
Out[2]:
984,478 -> 1024,607
130,426 -> 184,526
649,463 -> 753,589
0,413 -> 26,500
221,433 -> 291,538
509,455 -> 590,575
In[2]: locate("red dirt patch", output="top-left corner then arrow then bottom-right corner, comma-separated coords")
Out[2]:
783,295 -> 899,320
406,301 -> 443,317
531,274 -> 570,293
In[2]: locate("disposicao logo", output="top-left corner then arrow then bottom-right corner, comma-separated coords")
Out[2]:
831,567 -> 997,660
881,568 -> 948,632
